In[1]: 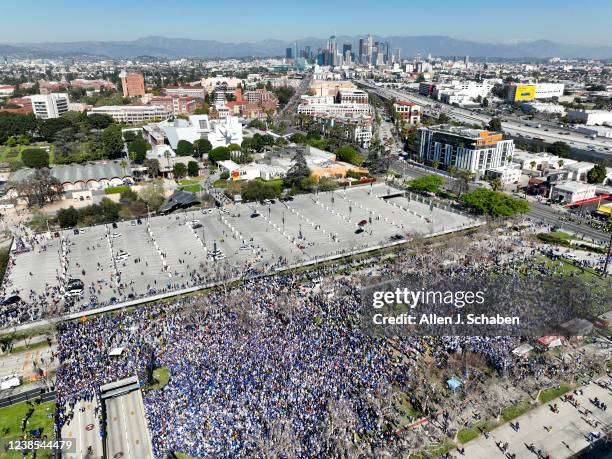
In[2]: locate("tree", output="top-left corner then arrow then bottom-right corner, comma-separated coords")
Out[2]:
57,206 -> 79,228
193,139 -> 212,159
139,180 -> 165,212
587,162 -> 608,184
128,137 -> 150,163
173,162 -> 187,178
0,112 -> 37,144
335,146 -> 364,165
101,125 -> 124,158
452,169 -> 473,196
29,207 -> 52,232
144,158 -> 160,177
176,139 -> 193,156
11,168 -> 62,207
530,161 -> 537,171
487,117 -> 503,133
21,148 -> 49,168
208,146 -> 231,163
408,174 -> 445,194
187,161 -> 199,177
548,141 -> 571,158
284,151 -> 311,188
87,113 -> 114,130
490,178 -> 502,191
119,188 -> 138,204
460,188 -> 529,217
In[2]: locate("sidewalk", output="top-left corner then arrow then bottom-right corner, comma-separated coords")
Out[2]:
463,378 -> 612,458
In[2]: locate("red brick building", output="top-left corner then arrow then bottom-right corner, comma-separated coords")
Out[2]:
120,71 -> 145,97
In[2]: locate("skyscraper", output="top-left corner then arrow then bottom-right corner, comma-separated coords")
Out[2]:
327,35 -> 337,66
286,47 -> 293,59
358,38 -> 364,63
366,34 -> 373,64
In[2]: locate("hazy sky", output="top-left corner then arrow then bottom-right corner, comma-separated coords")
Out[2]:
3,0 -> 611,45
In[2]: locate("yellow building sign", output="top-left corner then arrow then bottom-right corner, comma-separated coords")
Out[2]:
514,84 -> 536,101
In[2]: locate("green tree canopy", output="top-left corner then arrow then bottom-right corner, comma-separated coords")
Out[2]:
548,141 -> 571,158
284,151 -> 311,188
127,137 -> 150,163
487,117 -> 503,133
460,188 -> 529,217
101,125 -> 124,158
335,146 -> 364,165
587,162 -> 608,184
208,146 -> 231,163
173,162 -> 187,178
176,140 -> 193,157
187,161 -> 199,177
408,174 -> 445,194
21,148 -> 49,168
193,139 -> 212,158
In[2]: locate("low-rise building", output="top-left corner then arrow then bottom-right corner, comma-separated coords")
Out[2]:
551,181 -> 596,204
89,105 -> 170,124
143,114 -> 243,151
567,109 -> 612,126
335,89 -> 369,104
393,101 -> 421,125
297,95 -> 372,117
485,164 -> 522,186
164,84 -> 207,99
147,96 -> 197,115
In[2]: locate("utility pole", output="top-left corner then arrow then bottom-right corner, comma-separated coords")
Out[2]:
602,226 -> 612,278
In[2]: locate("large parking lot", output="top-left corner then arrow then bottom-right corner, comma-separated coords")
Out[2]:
4,184 -> 477,315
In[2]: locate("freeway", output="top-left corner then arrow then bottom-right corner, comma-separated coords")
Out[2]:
105,389 -> 153,459
358,80 -> 612,156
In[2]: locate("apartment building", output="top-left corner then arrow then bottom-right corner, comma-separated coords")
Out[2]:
393,101 -> 421,125
417,125 -> 514,174
119,71 -> 145,97
30,93 -> 70,119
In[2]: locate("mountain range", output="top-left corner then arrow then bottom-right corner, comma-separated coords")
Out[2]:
2,35 -> 612,59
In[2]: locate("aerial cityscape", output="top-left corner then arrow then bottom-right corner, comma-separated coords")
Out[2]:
0,1 -> 611,458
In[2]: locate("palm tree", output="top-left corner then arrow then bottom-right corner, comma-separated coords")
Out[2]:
164,150 -> 172,169
119,159 -> 128,177
558,159 -> 565,169
530,161 -> 537,171
453,169 -> 473,196
432,160 -> 440,170
491,178 -> 502,191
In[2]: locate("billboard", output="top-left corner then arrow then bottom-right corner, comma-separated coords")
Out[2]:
514,84 -> 535,101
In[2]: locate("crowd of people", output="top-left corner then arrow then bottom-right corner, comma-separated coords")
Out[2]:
51,219 -> 610,458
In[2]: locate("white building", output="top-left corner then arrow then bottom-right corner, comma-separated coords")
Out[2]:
417,125 -> 514,174
534,83 -> 565,99
143,114 -> 243,151
29,93 -> 70,119
551,181 -> 596,204
89,105 -> 170,124
485,164 -> 522,186
567,110 -> 612,126
520,102 -> 566,115
297,95 -> 372,117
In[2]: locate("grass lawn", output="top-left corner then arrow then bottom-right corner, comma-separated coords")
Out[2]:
0,400 -> 55,459
457,419 -> 497,444
9,339 -> 50,355
180,184 -> 202,193
213,178 -> 228,188
409,440 -> 453,459
539,384 -> 573,404
104,185 -> 131,195
146,366 -> 170,391
501,401 -> 533,422
175,453 -> 197,459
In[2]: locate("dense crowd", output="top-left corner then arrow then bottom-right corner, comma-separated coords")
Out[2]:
52,238 -> 605,458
